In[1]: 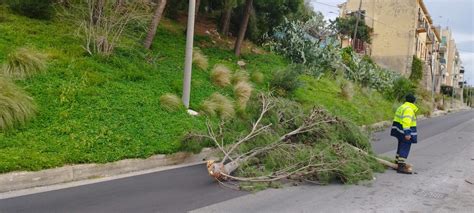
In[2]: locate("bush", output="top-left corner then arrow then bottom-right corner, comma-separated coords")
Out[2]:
211,64 -> 231,87
6,0 -> 54,20
251,71 -> 264,84
270,65 -> 304,96
440,85 -> 453,96
410,56 -> 423,83
0,77 -> 37,131
386,77 -> 416,101
159,93 -> 183,112
2,48 -> 46,79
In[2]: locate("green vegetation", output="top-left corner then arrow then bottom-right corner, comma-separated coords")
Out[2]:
5,0 -> 54,20
0,7 -> 287,173
333,15 -> 372,43
295,76 -> 393,125
0,1 -> 424,176
410,56 -> 423,83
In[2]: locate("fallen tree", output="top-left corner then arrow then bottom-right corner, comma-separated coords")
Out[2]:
187,93 -> 387,187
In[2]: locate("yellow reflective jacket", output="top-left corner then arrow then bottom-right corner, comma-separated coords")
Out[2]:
391,102 -> 418,143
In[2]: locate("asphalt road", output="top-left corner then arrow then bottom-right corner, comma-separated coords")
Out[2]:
192,110 -> 474,213
0,110 -> 473,213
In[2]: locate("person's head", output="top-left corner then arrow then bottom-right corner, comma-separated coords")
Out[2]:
405,94 -> 416,103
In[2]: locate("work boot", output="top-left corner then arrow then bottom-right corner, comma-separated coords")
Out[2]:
397,163 -> 413,174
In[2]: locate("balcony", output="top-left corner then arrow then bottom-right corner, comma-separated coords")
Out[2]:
460,67 -> 465,74
416,21 -> 429,33
439,58 -> 446,64
439,44 -> 447,53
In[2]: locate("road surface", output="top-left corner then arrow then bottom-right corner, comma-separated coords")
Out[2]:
0,110 -> 473,213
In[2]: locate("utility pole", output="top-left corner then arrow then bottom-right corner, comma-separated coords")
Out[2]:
352,0 -> 362,48
182,0 -> 196,109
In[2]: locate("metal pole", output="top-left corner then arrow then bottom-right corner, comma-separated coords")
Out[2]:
182,0 -> 196,109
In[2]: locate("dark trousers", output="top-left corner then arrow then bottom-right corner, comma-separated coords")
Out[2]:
396,137 -> 412,163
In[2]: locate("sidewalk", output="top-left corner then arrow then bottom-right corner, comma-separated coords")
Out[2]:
191,117 -> 474,213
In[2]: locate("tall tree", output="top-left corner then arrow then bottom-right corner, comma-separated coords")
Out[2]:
234,0 -> 252,56
144,0 -> 168,49
220,0 -> 238,36
195,0 -> 201,19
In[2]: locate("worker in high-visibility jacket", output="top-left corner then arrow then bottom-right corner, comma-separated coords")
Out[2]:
390,94 -> 418,174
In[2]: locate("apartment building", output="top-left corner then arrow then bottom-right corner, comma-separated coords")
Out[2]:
338,0 -> 462,93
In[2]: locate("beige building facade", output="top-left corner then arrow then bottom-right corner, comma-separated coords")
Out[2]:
339,0 -> 462,93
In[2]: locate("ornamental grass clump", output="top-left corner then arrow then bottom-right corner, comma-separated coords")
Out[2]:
340,79 -> 354,101
200,93 -> 235,120
2,48 -> 46,79
0,77 -> 37,131
159,93 -> 183,112
232,70 -> 249,85
193,48 -> 209,70
211,64 -> 231,87
234,81 -> 253,111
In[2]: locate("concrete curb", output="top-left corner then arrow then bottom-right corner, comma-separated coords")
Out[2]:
0,148 -> 217,193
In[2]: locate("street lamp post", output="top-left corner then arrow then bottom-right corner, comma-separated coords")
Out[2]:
182,0 -> 196,109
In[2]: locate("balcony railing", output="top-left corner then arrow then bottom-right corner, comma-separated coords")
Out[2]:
426,32 -> 434,44
417,21 -> 429,33
439,44 -> 447,53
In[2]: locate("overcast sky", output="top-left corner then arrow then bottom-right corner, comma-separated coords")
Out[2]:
310,0 -> 474,85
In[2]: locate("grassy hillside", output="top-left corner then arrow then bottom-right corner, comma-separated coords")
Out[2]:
295,76 -> 395,125
0,6 -> 395,173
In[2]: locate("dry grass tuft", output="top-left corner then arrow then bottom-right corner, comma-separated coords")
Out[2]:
232,70 -> 249,85
234,81 -> 253,111
201,93 -> 235,119
340,80 -> 354,101
251,71 -> 264,84
0,77 -> 37,131
211,64 -> 231,87
2,48 -> 46,79
160,93 -> 183,112
193,48 -> 209,70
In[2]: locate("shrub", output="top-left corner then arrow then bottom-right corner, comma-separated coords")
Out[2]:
440,85 -> 453,96
193,48 -> 209,70
2,48 -> 46,79
385,77 -> 416,101
0,77 -> 37,131
232,70 -> 250,85
234,81 -> 253,111
6,0 -> 54,20
251,71 -> 264,84
211,64 -> 231,87
200,93 -> 235,120
270,65 -> 304,96
410,56 -> 423,84
159,93 -> 183,112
